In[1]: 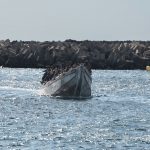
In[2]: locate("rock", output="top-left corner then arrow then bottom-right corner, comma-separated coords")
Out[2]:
143,50 -> 150,58
0,39 -> 150,69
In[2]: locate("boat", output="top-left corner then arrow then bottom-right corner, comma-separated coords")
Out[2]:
146,66 -> 150,71
42,64 -> 92,98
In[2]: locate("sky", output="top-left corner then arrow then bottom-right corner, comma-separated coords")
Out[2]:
0,0 -> 149,41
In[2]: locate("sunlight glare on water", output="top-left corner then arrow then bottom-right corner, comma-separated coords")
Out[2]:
0,68 -> 150,149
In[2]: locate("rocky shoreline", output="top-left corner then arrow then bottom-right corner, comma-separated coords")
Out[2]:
0,39 -> 150,69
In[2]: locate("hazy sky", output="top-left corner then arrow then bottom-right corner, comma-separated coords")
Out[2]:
0,0 -> 149,41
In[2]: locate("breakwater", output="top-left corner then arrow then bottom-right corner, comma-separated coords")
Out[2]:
0,39 -> 150,69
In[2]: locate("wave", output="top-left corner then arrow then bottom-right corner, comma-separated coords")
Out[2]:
37,88 -> 47,96
0,86 -> 37,93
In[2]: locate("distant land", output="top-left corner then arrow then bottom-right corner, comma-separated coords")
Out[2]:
0,39 -> 150,69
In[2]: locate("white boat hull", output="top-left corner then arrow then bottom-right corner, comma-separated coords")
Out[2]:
43,65 -> 92,98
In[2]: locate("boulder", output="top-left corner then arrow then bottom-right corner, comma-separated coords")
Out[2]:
0,39 -> 150,69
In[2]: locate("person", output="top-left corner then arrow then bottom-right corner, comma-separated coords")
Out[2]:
41,67 -> 54,84
85,61 -> 92,73
41,69 -> 48,84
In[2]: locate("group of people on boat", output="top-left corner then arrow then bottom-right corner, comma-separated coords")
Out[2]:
41,62 -> 91,85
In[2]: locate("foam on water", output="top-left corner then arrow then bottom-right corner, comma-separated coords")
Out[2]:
37,88 -> 47,96
0,86 -> 37,92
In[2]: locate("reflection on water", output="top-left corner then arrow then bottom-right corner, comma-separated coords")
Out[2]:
0,68 -> 150,149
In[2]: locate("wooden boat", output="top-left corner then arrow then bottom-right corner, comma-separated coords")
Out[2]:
146,66 -> 150,71
42,64 -> 92,98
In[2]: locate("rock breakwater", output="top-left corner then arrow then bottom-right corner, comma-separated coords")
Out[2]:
0,39 -> 150,69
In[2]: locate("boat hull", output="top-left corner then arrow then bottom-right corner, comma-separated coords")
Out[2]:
43,65 -> 92,98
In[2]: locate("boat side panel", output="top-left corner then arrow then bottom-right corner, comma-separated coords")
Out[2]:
52,77 -> 77,97
80,70 -> 91,97
44,72 -> 76,96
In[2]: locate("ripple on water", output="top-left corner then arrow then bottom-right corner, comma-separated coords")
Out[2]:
0,69 -> 150,149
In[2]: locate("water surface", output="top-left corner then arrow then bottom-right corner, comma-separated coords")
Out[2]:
0,68 -> 150,149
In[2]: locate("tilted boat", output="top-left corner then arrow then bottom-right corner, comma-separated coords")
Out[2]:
42,64 -> 92,98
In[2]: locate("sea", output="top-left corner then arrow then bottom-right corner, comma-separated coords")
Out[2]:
0,68 -> 150,150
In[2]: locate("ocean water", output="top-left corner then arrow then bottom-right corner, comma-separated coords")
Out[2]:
0,68 -> 150,150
